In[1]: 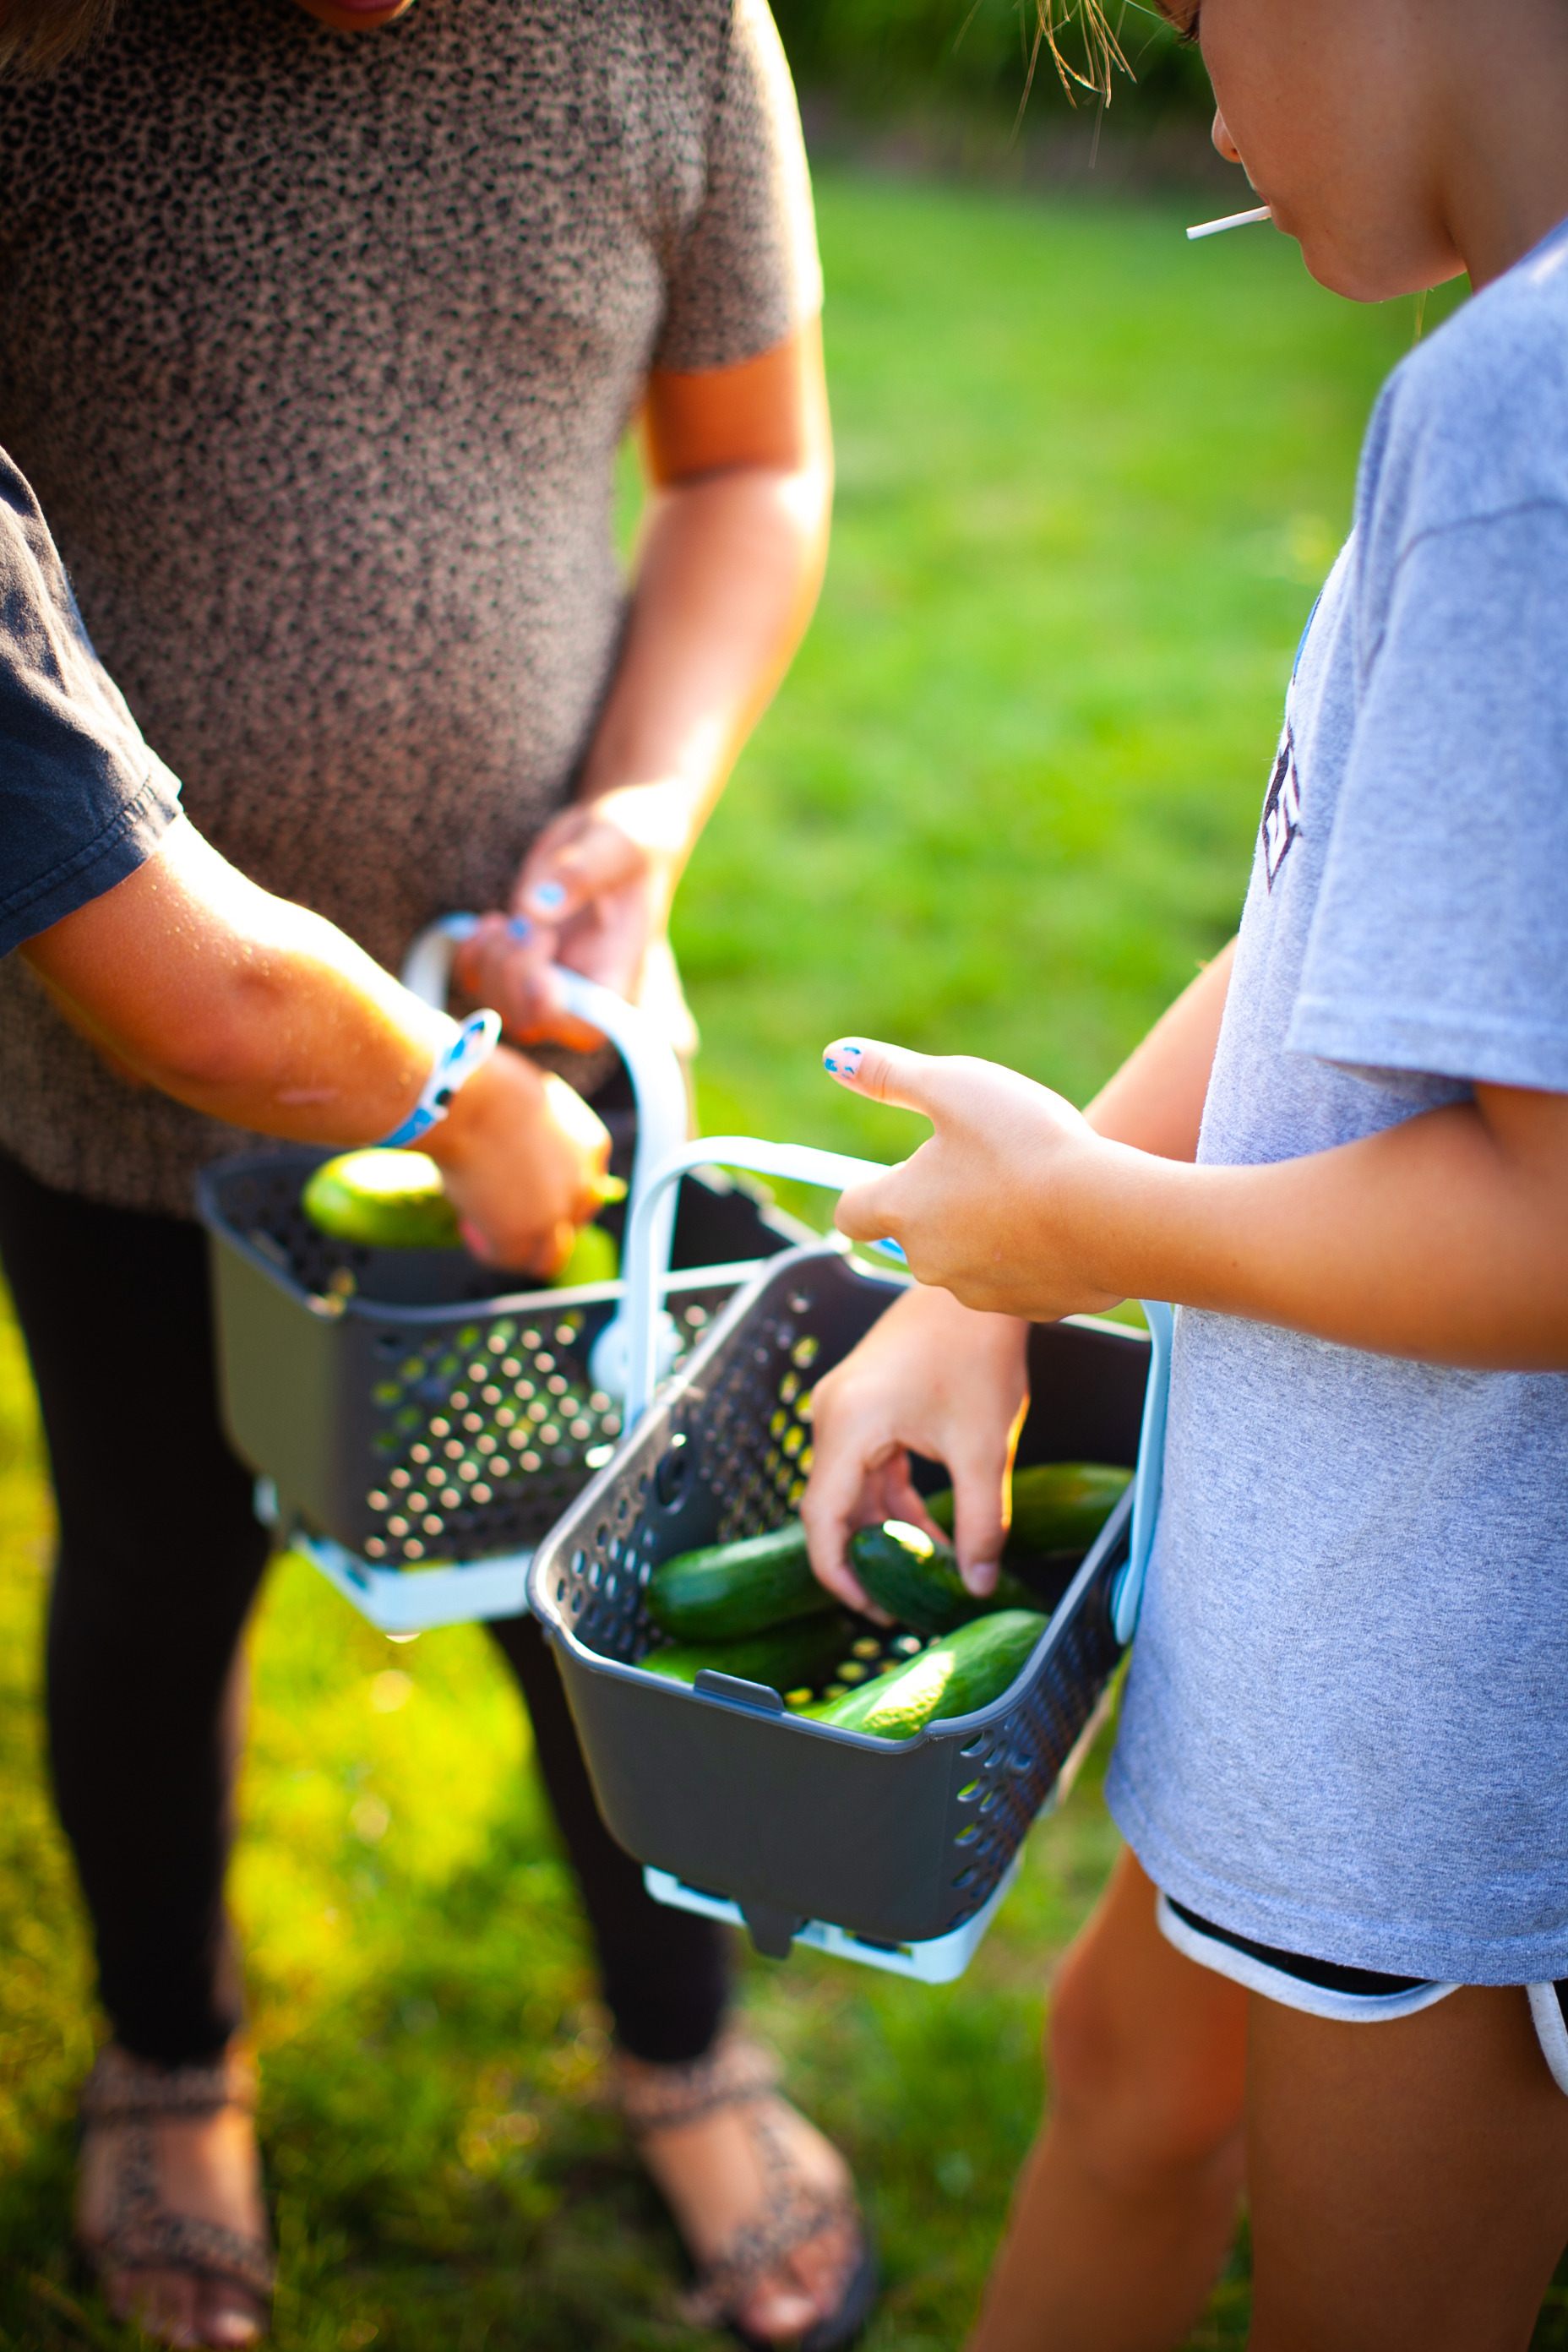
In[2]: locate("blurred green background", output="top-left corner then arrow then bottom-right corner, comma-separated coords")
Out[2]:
3,155 -> 1511,2352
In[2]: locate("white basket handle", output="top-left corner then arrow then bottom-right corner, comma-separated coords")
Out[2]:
1111,1299 -> 1173,1642
623,1137 -> 894,1427
400,917 -> 692,1358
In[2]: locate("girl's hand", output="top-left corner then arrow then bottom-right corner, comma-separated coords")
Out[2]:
801,1285 -> 1031,1609
823,1037 -> 1124,1322
425,1048 -> 612,1275
453,783 -> 693,1054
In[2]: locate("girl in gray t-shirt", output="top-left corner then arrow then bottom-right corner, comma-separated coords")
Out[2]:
803,2 -> 1568,2344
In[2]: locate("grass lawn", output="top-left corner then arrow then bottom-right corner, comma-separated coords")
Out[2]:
6,170 -> 1552,2352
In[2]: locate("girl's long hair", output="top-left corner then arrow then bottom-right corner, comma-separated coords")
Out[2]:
0,0 -> 115,74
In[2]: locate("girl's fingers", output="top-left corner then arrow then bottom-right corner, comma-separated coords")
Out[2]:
821,1036 -> 937,1113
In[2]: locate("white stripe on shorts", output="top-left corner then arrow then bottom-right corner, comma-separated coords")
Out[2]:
1528,1984 -> 1568,2097
1155,1892 -> 1462,2024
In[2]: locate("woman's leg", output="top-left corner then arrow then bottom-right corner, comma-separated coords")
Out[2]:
0,1152 -> 271,2342
489,1610 -> 864,2341
1247,1982 -> 1568,2352
486,1613 -> 728,2062
969,1848 -> 1248,2352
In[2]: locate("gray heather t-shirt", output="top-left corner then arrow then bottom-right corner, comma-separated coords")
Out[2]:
0,0 -> 819,1214
1107,216 -> 1568,1986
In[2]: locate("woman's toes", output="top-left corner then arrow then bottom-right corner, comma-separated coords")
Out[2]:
199,2290 -> 266,2348
109,2268 -> 202,2346
736,2278 -> 824,2341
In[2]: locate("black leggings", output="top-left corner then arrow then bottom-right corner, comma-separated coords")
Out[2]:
0,1149 -> 727,2069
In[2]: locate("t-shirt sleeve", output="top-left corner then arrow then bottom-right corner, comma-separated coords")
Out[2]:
1288,498 -> 1568,1093
0,457 -> 181,961
653,0 -> 823,374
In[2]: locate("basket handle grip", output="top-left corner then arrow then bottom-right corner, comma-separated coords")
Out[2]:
1111,1299 -> 1173,1643
400,915 -> 692,1335
623,1137 -> 895,1426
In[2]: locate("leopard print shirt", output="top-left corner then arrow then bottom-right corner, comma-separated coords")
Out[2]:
0,0 -> 818,1214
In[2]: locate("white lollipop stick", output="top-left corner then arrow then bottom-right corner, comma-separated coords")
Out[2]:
1186,205 -> 1272,241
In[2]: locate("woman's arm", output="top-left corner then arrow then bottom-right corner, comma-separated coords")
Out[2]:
802,945 -> 1238,1601
454,320 -> 833,1048
22,814 -> 610,1271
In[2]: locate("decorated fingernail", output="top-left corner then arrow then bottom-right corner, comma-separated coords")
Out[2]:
823,1040 -> 866,1081
531,880 -> 568,913
506,915 -> 532,942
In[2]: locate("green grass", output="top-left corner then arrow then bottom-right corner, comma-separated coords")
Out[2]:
1,173 -> 1529,2352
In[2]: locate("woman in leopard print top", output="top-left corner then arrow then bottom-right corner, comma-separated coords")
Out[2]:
0,0 -> 866,2341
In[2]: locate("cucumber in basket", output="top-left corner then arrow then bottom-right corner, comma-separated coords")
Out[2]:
848,1520 -> 1040,1638
640,1611 -> 860,1698
928,1461 -> 1130,1562
646,1522 -> 836,1642
303,1150 -> 461,1249
809,1610 -> 1048,1741
302,1147 -> 621,1283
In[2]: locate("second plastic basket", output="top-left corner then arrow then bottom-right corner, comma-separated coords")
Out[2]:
528,1157 -> 1171,1969
196,921 -> 814,1631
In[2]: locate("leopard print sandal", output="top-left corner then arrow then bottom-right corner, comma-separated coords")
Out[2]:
77,2043 -> 275,2338
618,2034 -> 878,2350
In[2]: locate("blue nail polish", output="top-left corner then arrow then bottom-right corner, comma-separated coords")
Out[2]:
823,1055 -> 839,1073
532,880 -> 567,912
507,915 -> 532,942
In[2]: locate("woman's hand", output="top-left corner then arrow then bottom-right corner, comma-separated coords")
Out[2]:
455,324 -> 833,1058
451,781 -> 694,1054
801,1285 -> 1031,1611
824,1038 -> 1124,1321
425,1048 -> 612,1275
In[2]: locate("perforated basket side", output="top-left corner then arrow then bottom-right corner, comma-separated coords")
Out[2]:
199,1150 -> 804,1562
531,1255 -> 1150,1944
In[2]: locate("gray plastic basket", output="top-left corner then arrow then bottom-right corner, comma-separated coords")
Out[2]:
528,1243 -> 1157,1963
195,925 -> 812,1631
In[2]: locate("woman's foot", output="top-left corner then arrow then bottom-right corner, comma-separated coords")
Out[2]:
76,2043 -> 274,2347
616,2036 -> 874,2346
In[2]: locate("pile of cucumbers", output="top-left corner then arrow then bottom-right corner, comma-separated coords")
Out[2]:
640,1461 -> 1130,1743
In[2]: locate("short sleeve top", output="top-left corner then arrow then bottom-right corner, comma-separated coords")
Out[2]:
0,0 -> 820,1212
0,447 -> 179,959
1105,217 -> 1568,1984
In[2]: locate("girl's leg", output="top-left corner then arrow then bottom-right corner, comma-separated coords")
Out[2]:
1247,1983 -> 1568,2352
0,1152 -> 271,2344
969,1848 -> 1248,2352
488,1609 -> 864,2344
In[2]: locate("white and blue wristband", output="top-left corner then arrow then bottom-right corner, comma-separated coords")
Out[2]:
378,1010 -> 503,1149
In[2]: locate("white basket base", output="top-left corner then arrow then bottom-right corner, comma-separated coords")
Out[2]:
286,1519 -> 533,1633
642,1854 -> 1023,1985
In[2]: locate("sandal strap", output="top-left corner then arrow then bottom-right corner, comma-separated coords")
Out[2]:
79,2042 -> 259,2126
616,2032 -> 780,2135
92,2206 -> 276,2302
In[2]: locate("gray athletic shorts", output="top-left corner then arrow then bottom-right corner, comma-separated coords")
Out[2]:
1157,1892 -> 1568,2096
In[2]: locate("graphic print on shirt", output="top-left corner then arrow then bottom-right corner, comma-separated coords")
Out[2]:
1260,721 -> 1303,890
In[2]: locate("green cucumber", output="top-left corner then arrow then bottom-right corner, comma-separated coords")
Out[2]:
302,1150 -> 460,1249
549,1222 -> 618,1288
645,1522 -> 835,1642
640,1611 -> 858,1696
928,1461 -> 1131,1562
809,1609 -> 1047,1741
848,1519 -> 1039,1638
